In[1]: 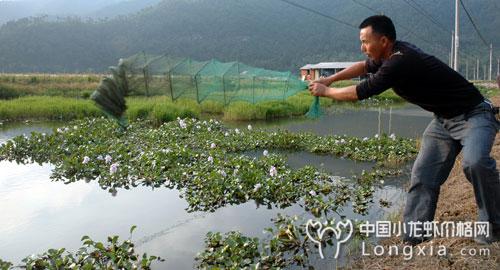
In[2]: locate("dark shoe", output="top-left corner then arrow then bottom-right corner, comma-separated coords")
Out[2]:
402,236 -> 433,246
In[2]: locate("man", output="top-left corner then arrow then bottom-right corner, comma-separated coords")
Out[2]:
309,15 -> 500,245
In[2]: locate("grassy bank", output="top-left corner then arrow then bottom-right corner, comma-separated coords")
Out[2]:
1,73 -> 496,122
0,93 -> 333,122
0,73 -> 100,99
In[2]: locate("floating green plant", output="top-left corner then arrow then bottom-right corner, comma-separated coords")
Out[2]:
0,118 -> 415,215
0,226 -> 162,270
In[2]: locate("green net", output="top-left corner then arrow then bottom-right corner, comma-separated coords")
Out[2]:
92,52 -> 322,126
118,53 -> 315,105
305,96 -> 322,119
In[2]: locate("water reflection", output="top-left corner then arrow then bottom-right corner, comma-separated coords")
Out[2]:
0,107 -> 429,268
0,121 -> 60,145
226,104 -> 432,139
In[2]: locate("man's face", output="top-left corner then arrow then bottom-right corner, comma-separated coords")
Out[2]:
359,26 -> 388,61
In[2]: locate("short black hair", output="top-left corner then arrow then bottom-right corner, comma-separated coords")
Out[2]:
359,15 -> 396,41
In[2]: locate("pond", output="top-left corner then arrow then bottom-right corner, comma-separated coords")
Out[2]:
0,105 -> 432,269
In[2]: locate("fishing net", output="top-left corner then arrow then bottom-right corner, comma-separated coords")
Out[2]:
91,53 -> 322,127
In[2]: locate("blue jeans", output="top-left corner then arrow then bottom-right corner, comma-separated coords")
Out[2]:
403,101 -> 500,243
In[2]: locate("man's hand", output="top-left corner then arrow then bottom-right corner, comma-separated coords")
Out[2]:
308,82 -> 329,97
308,83 -> 359,101
312,77 -> 332,86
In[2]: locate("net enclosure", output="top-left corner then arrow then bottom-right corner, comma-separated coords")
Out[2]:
118,53 -> 309,103
91,53 -> 321,127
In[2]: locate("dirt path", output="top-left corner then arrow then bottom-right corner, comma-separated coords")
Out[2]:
346,95 -> 500,269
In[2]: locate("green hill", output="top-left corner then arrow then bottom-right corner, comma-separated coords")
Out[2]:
0,0 -> 498,73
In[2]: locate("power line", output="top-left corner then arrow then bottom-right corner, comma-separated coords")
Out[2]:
274,0 -> 357,29
405,0 -> 489,61
390,0 -> 486,60
349,0 -> 452,58
351,0 -> 379,14
403,0 -> 451,35
459,0 -> 489,47
276,0 -> 487,64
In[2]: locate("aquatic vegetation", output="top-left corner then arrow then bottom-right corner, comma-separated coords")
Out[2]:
195,215 -> 307,269
196,214 -> 368,269
0,118 -> 414,269
0,118 -> 416,215
0,226 -> 162,270
0,260 -> 12,270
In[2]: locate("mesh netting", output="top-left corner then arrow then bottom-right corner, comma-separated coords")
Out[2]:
91,53 -> 322,127
118,53 -> 309,105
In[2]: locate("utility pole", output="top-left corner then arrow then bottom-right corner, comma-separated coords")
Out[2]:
473,60 -> 476,80
466,59 -> 468,80
453,0 -> 459,71
450,31 -> 454,67
497,58 -> 499,76
489,44 -> 492,80
477,59 -> 480,81
484,64 -> 487,80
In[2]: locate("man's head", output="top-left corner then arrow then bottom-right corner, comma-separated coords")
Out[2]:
359,15 -> 396,61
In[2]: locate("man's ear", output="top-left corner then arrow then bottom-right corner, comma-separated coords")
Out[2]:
380,36 -> 389,47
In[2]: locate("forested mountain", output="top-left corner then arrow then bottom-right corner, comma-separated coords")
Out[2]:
0,0 -> 162,24
0,0 -> 498,73
0,1 -> 35,25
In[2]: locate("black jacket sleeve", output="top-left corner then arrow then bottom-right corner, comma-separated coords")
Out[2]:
356,54 -> 406,100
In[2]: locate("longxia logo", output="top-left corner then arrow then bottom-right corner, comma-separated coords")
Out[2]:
305,219 -> 353,259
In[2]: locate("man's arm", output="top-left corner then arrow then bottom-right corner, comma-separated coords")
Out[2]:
314,61 -> 367,86
308,83 -> 358,101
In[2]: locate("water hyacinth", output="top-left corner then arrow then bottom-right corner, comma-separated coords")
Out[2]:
0,117 -> 416,214
269,166 -> 278,177
82,156 -> 90,164
109,163 -> 119,174
0,116 -> 422,269
218,170 -> 227,178
178,118 -> 187,129
3,227 -> 163,269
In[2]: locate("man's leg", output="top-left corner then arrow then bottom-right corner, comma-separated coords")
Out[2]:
460,111 -> 500,241
402,118 -> 461,244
